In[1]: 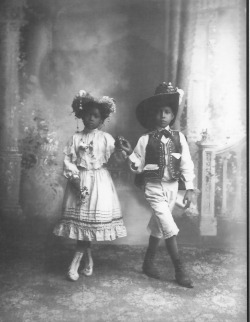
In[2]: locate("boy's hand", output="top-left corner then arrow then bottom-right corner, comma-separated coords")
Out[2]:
115,136 -> 133,156
183,189 -> 194,209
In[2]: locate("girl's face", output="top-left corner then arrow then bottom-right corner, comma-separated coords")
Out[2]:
154,106 -> 174,129
82,107 -> 103,130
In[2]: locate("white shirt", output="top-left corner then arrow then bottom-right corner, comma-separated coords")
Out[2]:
128,126 -> 195,189
63,129 -> 124,178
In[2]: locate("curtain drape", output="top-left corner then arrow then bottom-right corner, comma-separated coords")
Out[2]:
163,0 -> 197,131
163,0 -> 246,143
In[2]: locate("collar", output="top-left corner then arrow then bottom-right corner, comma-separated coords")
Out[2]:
156,125 -> 171,131
82,128 -> 99,134
162,126 -> 171,131
147,126 -> 172,136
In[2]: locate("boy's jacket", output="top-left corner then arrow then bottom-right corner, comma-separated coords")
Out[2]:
134,130 -> 185,190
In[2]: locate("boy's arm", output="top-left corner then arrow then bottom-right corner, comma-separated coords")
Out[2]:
128,135 -> 149,173
179,132 -> 195,208
179,132 -> 195,190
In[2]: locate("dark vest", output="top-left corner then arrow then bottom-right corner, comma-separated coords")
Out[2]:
134,130 -> 183,187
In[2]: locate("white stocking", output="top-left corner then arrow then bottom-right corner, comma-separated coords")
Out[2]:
67,251 -> 83,281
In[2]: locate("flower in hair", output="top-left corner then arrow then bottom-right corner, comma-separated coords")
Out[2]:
99,96 -> 116,114
79,90 -> 87,97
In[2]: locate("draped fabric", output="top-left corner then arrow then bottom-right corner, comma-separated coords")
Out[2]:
163,0 -> 246,141
163,0 -> 197,131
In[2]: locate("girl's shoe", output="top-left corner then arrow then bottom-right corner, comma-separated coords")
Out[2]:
81,263 -> 93,276
67,251 -> 83,281
67,270 -> 79,281
80,248 -> 93,276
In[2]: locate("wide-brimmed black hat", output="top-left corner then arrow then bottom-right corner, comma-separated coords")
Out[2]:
136,82 -> 184,129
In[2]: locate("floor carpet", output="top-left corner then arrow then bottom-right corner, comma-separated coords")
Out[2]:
0,243 -> 247,322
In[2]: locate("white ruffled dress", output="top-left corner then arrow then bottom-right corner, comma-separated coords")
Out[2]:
53,129 -> 127,241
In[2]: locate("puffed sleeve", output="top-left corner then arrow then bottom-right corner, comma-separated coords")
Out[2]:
63,136 -> 80,179
179,132 -> 195,189
104,133 -> 115,161
128,135 -> 149,173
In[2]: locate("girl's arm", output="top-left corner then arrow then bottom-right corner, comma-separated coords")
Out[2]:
119,135 -> 148,173
63,136 -> 80,179
104,133 -> 127,164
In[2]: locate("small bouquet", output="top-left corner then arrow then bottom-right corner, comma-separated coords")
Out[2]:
79,186 -> 89,205
114,136 -> 127,150
69,174 -> 89,205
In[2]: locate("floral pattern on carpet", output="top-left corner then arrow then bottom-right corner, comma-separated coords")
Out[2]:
0,244 -> 247,322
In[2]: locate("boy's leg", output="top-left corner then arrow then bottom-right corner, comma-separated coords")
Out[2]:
144,181 -> 193,287
142,235 -> 161,279
144,181 -> 179,239
165,235 -> 193,288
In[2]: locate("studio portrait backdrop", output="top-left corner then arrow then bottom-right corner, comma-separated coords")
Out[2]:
0,0 -> 247,321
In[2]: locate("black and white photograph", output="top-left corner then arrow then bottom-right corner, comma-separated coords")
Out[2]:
0,0 -> 247,321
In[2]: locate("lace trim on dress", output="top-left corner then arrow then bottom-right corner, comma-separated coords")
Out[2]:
53,222 -> 127,241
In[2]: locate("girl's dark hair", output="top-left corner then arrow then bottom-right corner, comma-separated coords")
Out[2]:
71,92 -> 116,120
81,102 -> 110,121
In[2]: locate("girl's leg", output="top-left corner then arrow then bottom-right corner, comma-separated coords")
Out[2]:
67,240 -> 91,281
67,242 -> 84,281
165,235 -> 193,288
77,240 -> 91,252
142,235 -> 161,279
78,241 -> 93,276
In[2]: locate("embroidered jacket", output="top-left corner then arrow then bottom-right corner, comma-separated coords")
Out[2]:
143,130 -> 182,181
129,126 -> 195,190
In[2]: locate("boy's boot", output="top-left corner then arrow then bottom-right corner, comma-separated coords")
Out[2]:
173,258 -> 193,288
165,236 -> 193,288
142,235 -> 161,279
67,251 -> 83,281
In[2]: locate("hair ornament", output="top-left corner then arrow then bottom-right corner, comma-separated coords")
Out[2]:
79,90 -> 86,97
98,96 -> 116,114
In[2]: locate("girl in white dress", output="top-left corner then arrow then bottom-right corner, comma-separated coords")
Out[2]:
53,90 -> 127,281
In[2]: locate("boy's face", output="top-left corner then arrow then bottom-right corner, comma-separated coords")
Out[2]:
154,106 -> 175,129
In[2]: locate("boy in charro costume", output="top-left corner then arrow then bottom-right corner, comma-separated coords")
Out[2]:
119,82 -> 195,288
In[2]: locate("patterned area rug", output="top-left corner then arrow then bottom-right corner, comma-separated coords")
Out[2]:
0,244 -> 247,322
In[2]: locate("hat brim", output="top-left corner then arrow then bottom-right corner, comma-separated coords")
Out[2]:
136,93 -> 179,129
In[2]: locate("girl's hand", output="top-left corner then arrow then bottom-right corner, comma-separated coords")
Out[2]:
183,189 -> 194,209
69,175 -> 81,192
115,136 -> 133,156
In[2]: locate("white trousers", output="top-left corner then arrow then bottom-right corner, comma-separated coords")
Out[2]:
144,180 -> 179,239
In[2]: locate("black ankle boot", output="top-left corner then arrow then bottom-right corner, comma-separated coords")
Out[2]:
142,249 -> 161,279
174,259 -> 194,288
